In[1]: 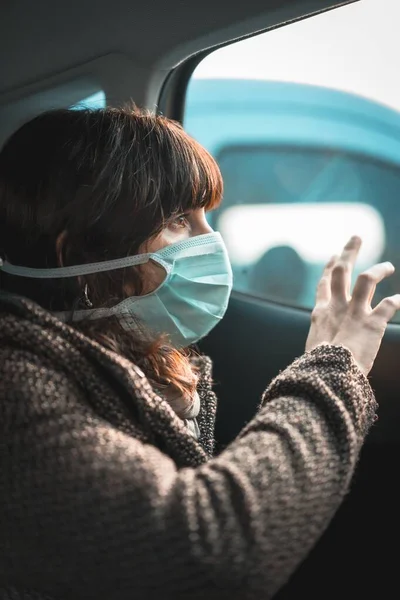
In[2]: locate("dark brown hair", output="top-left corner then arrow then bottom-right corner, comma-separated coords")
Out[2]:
0,105 -> 223,416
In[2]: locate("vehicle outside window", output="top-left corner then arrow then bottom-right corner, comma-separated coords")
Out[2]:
184,0 -> 400,320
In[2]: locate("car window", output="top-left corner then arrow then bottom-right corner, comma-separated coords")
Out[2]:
184,0 -> 400,320
70,90 -> 106,110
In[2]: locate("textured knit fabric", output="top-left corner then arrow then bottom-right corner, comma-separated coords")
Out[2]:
0,294 -> 377,600
182,391 -> 201,440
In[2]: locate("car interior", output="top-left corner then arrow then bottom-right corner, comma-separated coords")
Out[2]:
1,0 -> 399,597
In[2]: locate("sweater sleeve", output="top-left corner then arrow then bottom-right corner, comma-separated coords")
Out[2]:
2,344 -> 376,600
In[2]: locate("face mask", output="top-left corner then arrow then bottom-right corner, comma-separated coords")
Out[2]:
0,232 -> 233,348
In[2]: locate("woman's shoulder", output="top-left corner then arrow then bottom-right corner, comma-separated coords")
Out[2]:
0,293 -> 216,463
0,294 -> 140,431
0,295 -> 102,423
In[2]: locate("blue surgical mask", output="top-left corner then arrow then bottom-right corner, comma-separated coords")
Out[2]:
0,232 -> 233,348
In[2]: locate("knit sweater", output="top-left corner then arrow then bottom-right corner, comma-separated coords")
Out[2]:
0,293 -> 377,600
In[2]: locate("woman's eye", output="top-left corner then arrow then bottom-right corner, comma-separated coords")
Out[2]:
171,214 -> 189,229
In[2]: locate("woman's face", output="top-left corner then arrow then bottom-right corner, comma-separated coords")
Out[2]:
132,207 -> 213,295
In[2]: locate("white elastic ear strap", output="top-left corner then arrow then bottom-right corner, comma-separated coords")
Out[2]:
0,232 -> 223,279
0,253 -> 152,279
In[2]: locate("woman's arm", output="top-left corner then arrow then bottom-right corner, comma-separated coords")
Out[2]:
1,344 -> 374,600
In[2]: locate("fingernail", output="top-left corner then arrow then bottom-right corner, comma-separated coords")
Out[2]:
327,255 -> 337,267
344,236 -> 360,249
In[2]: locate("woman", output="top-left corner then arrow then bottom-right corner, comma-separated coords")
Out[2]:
0,106 -> 398,600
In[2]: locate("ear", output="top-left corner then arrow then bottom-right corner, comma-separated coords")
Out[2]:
55,230 -> 68,267
56,230 -> 85,288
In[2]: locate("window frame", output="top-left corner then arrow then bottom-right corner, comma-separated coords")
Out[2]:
157,1 -> 358,122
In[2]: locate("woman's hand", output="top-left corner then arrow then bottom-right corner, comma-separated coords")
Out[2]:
306,236 -> 400,375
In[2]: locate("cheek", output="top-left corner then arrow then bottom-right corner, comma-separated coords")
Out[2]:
137,233 -> 168,294
144,228 -> 180,254
123,262 -> 167,297
161,227 -> 189,244
124,230 -> 174,296
140,261 -> 167,294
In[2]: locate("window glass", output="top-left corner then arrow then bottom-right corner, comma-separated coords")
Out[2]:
184,0 -> 400,320
70,90 -> 106,110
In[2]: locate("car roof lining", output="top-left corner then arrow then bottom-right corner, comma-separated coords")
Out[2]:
0,0 -> 357,145
1,0 -> 356,98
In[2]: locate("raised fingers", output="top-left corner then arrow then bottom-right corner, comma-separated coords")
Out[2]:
316,254 -> 339,303
351,262 -> 395,307
330,236 -> 362,302
373,294 -> 400,322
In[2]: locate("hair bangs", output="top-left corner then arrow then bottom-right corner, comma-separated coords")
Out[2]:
162,118 -> 223,217
189,139 -> 223,213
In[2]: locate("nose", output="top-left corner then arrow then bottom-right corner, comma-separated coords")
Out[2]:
198,221 -> 213,235
192,210 -> 214,236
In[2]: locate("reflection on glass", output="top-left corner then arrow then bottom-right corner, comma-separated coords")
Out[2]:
218,203 -> 385,267
184,78 -> 400,321
212,146 -> 400,313
248,246 -> 307,303
70,91 -> 106,110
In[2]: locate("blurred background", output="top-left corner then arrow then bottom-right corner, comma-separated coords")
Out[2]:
183,0 -> 400,317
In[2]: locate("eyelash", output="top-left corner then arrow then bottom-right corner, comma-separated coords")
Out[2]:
170,213 -> 190,229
